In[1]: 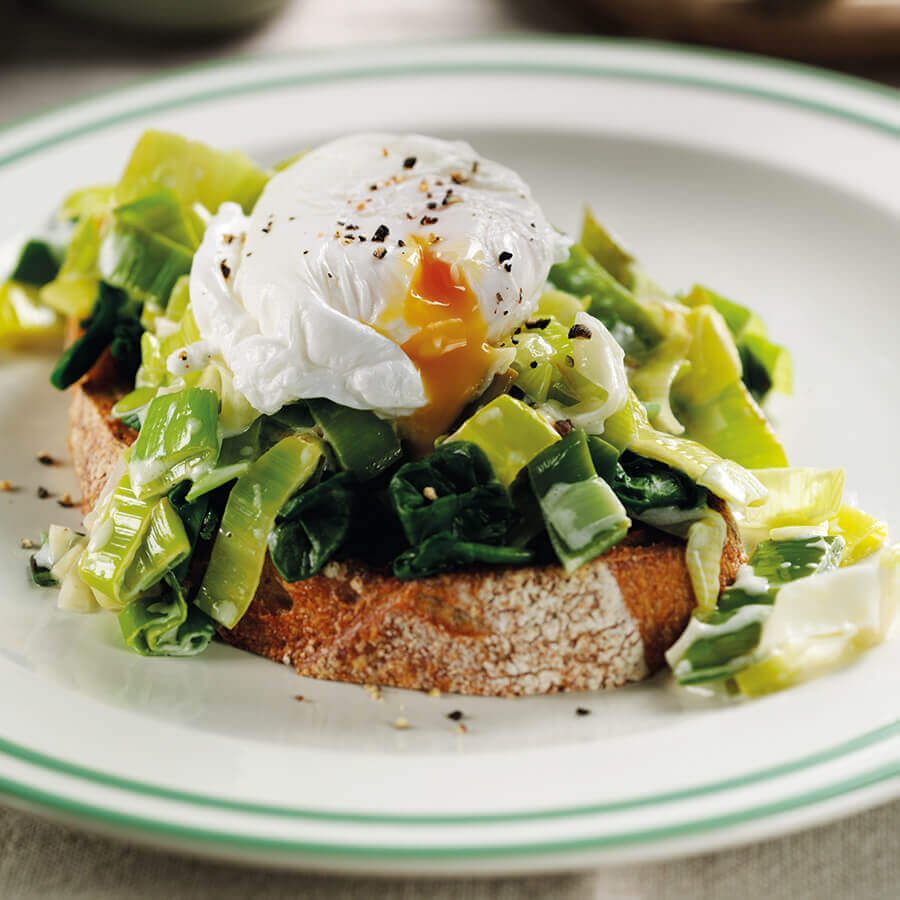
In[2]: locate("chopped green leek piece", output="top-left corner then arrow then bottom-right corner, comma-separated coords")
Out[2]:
447,394 -> 559,486
116,130 -> 268,214
743,467 -> 845,530
675,380 -> 789,470
120,497 -> 192,601
193,358 -> 261,437
128,387 -> 220,499
114,189 -> 200,250
673,305 -> 743,406
681,285 -> 767,341
732,650 -> 799,696
718,535 -> 845,613
30,555 -> 58,587
629,307 -> 691,435
679,285 -> 790,403
739,333 -> 793,400
134,330 -> 165,390
500,315 -> 577,406
751,535 -> 844,584
158,304 -> 202,358
528,428 -> 629,574
595,395 -> 639,452
626,400 -> 767,509
10,239 -> 62,287
307,398 -> 402,480
42,275 -> 99,322
196,434 -> 323,629
536,288 -> 587,326
118,572 -> 215,657
58,184 -> 114,222
39,214 -> 102,319
166,274 -> 191,320
99,220 -> 193,309
0,281 -> 61,349
580,209 -> 635,288
506,331 -> 558,403
78,471 -> 190,608
184,420 -> 263,501
684,510 -> 727,612
734,551 -> 897,696
111,385 -> 157,429
587,435 -> 620,484
829,504 -> 888,567
667,534 -> 845,684
548,245 -> 663,357
675,606 -> 768,685
186,462 -> 250,501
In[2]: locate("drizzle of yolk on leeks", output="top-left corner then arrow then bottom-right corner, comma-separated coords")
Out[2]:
398,249 -> 493,455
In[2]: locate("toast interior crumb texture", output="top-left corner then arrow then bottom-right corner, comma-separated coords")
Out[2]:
69,351 -> 746,696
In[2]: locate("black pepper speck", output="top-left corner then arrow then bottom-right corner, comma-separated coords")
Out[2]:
568,323 -> 593,340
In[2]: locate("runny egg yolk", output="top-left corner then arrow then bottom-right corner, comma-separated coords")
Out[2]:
398,249 -> 493,454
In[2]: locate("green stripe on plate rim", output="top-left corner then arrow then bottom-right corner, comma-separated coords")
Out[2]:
0,721 -> 897,825
0,39 -> 898,854
1,758 -> 897,859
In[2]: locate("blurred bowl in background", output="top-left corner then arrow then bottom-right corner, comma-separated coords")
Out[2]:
42,0 -> 290,33
584,0 -> 900,62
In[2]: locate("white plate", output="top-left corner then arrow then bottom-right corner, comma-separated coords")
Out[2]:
0,39 -> 898,876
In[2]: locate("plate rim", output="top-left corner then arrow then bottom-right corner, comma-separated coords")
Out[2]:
4,35 -> 900,170
0,722 -> 897,826
2,35 -> 899,864
2,760 -> 897,861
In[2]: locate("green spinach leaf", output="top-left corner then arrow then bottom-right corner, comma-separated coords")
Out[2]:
612,452 -> 705,513
268,473 -> 356,582
390,441 -> 515,544
389,441 -> 530,579
394,534 -> 532,580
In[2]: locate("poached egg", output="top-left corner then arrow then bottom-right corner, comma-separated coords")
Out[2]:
188,133 -> 570,448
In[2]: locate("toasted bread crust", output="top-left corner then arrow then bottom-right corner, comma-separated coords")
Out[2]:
68,362 -> 746,696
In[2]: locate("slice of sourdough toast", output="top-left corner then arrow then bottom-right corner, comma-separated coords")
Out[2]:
68,354 -> 746,696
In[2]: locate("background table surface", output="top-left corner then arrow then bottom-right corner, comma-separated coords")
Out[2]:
2,1 -> 898,897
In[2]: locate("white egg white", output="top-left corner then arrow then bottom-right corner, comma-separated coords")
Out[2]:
188,133 -> 570,418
